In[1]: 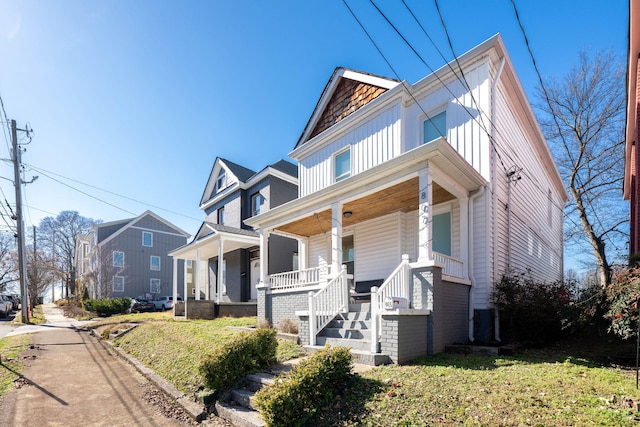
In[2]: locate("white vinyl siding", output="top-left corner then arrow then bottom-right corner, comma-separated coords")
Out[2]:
298,103 -> 401,196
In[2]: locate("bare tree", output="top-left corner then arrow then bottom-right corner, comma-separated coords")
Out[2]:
38,211 -> 100,298
25,248 -> 54,309
82,244 -> 127,299
536,50 -> 627,288
0,233 -> 18,292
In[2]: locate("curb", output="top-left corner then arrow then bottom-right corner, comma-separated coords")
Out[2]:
88,327 -> 208,422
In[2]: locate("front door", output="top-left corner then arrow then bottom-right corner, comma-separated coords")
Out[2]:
342,234 -> 354,287
250,259 -> 260,300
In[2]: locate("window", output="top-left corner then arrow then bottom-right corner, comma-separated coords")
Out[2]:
215,170 -> 226,193
83,243 -> 89,256
335,148 -> 351,182
423,111 -> 447,143
113,276 -> 124,292
113,251 -> 124,268
251,192 -> 265,216
432,212 -> 452,256
218,207 -> 225,225
186,259 -> 193,267
150,256 -> 161,271
142,231 -> 153,247
150,279 -> 161,294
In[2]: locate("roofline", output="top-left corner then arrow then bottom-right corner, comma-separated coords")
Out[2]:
199,165 -> 298,211
294,67 -> 400,148
97,210 -> 190,247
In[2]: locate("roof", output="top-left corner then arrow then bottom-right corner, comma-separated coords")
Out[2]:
221,158 -> 257,183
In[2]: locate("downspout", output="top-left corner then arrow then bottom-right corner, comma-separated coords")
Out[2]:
492,56 -> 506,343
468,185 -> 485,342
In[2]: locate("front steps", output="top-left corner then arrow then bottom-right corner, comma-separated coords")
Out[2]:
214,361 -> 298,427
305,303 -> 392,366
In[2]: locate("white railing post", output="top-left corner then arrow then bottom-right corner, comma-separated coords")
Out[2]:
370,285 -> 379,353
308,291 -> 316,346
342,265 -> 349,312
402,254 -> 410,303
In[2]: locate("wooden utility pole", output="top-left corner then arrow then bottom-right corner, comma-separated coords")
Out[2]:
11,120 -> 29,323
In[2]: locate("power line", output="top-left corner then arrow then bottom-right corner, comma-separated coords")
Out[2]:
25,163 -> 203,224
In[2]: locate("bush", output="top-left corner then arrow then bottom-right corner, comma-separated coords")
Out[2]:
278,318 -> 298,334
199,328 -> 277,394
493,272 -> 574,345
605,266 -> 640,339
83,297 -> 131,317
254,345 -> 352,427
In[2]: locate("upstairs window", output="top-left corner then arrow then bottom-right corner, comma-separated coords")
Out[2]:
142,231 -> 153,247
150,256 -> 161,271
83,243 -> 89,256
423,111 -> 447,143
218,206 -> 225,225
113,251 -> 124,268
251,192 -> 265,216
335,148 -> 351,182
215,170 -> 226,193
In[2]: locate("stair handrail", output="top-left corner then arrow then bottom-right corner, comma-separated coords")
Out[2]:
370,254 -> 411,353
308,265 -> 348,346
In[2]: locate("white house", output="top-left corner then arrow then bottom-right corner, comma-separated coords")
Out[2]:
245,34 -> 567,364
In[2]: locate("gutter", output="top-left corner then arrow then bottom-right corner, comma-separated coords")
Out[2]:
468,185 -> 485,342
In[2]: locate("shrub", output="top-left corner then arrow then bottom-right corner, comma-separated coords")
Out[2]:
254,345 -> 352,427
278,318 -> 298,334
492,272 -> 574,345
56,299 -> 69,307
605,266 -> 640,339
83,297 -> 131,317
199,327 -> 277,394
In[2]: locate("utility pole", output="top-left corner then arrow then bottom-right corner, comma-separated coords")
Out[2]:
11,120 -> 29,323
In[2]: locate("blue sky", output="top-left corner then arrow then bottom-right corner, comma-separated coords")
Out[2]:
0,1 -> 627,270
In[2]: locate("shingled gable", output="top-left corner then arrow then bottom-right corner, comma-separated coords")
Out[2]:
294,67 -> 400,149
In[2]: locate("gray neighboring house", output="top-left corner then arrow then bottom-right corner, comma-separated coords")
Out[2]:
169,158 -> 298,316
76,210 -> 189,300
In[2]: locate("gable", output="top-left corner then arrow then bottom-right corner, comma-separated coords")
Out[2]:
309,79 -> 389,139
200,158 -> 256,207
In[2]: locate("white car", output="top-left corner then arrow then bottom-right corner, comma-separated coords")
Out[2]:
153,295 -> 183,311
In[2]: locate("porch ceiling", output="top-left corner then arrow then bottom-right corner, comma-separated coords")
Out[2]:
276,178 -> 455,237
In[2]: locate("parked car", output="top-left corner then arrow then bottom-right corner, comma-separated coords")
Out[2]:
0,296 -> 9,318
153,295 -> 183,311
130,299 -> 155,313
1,295 -> 13,312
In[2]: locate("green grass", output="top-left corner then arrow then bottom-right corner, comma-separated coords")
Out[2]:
108,316 -> 304,396
311,351 -> 640,426
0,334 -> 31,398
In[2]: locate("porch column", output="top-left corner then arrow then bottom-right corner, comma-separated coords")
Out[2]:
298,237 -> 308,271
172,257 -> 178,303
331,202 -> 343,275
218,239 -> 224,302
460,196 -> 470,279
418,166 -> 433,262
194,249 -> 201,301
259,229 -> 270,285
183,259 -> 188,301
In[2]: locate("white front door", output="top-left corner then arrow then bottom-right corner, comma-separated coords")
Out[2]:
250,259 -> 260,300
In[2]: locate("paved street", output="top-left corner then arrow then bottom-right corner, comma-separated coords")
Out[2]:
0,304 -> 194,426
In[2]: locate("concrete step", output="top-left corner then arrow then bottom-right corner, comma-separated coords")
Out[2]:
337,310 -> 371,321
230,388 -> 257,410
304,345 -> 392,366
215,401 -> 265,427
321,326 -> 371,340
315,336 -> 371,352
348,302 -> 371,312
242,372 -> 276,392
327,318 -> 371,329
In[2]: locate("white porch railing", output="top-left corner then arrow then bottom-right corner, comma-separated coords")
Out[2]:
308,266 -> 349,345
371,254 -> 411,353
433,251 -> 465,278
270,264 -> 331,290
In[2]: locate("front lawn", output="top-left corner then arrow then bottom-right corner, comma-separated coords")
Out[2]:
312,351 -> 640,426
0,334 -> 32,398
97,315 -> 304,396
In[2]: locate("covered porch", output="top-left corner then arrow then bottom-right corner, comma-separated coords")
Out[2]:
169,223 -> 260,313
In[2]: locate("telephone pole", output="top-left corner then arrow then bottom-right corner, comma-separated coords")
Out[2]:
11,120 -> 29,323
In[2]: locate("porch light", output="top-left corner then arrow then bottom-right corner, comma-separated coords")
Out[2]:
343,211 -> 353,218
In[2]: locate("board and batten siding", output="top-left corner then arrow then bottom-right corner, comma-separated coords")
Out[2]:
298,103 -> 401,197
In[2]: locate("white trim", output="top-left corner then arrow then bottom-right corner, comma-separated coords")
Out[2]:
130,226 -> 187,238
150,255 -> 161,271
113,275 -> 125,292
113,251 -> 124,268
150,278 -> 161,294
142,231 -> 153,247
333,146 -> 351,183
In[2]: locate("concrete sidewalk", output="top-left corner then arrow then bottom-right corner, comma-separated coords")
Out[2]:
0,304 -> 199,426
